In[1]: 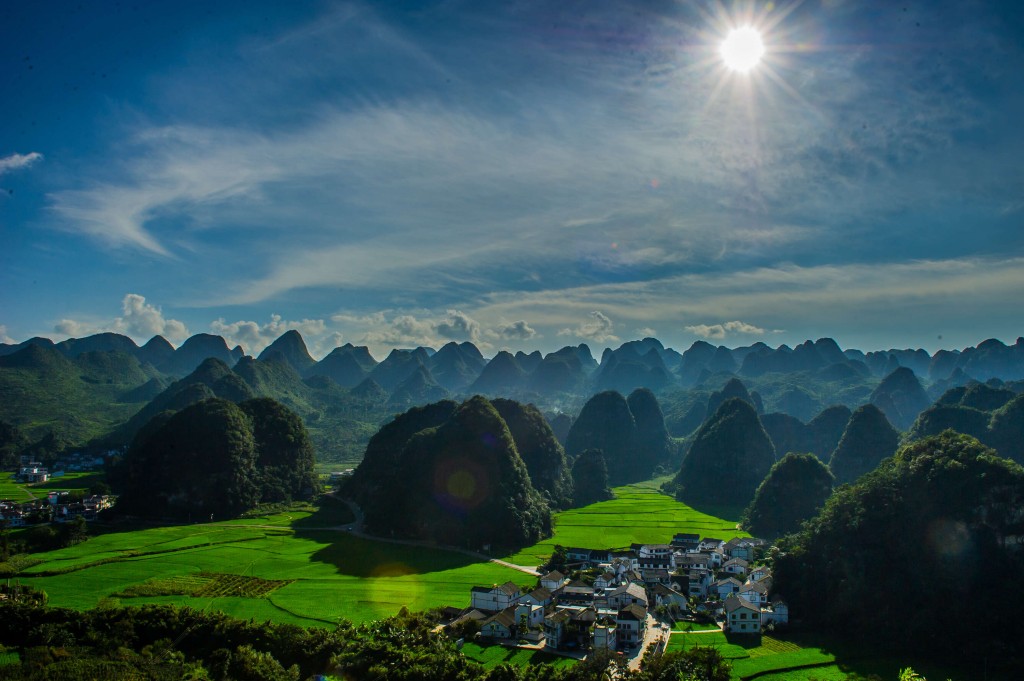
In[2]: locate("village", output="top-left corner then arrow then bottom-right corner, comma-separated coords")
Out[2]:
449,534 -> 788,663
0,456 -> 113,528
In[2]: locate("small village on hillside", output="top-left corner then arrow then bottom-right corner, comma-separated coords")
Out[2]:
448,534 -> 787,661
0,456 -> 113,527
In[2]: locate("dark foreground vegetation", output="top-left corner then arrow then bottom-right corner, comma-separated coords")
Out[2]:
0,601 -> 732,681
773,431 -> 1024,659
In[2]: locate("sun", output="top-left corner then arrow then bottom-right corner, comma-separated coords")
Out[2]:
720,26 -> 765,72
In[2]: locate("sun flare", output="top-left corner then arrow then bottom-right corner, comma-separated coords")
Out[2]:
720,26 -> 765,72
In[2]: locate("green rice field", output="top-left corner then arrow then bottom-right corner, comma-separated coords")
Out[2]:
0,473 -> 33,502
667,631 -> 980,681
28,471 -> 106,492
11,483 -> 748,628
0,471 -> 104,502
17,511 -> 528,627
459,642 -> 576,670
5,482 -> 989,678
501,480 -> 747,566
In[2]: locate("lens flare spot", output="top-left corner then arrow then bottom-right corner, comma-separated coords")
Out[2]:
446,469 -> 478,502
366,562 -> 425,620
433,457 -> 489,511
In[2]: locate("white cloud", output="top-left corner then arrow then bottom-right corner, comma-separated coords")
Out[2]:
210,314 -> 327,355
52,294 -> 190,344
634,327 -> 657,338
558,311 -> 619,343
0,325 -> 16,344
0,152 -> 43,175
115,294 -> 190,342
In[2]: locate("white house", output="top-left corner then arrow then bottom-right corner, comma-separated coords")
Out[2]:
749,566 -> 772,582
722,558 -> 749,576
711,577 -> 743,598
725,594 -> 761,634
515,602 -> 545,629
470,582 -> 522,612
540,570 -> 567,591
608,582 -> 648,610
594,572 -> 617,590
761,599 -> 789,626
686,569 -> 712,598
739,580 -> 768,606
615,604 -> 647,647
650,583 -> 689,612
519,587 -> 553,608
671,533 -> 701,552
543,609 -> 571,649
638,543 -> 673,559
593,621 -> 617,650
699,537 -> 724,551
480,608 -> 517,639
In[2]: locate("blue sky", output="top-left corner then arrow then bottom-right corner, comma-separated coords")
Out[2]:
1,0 -> 1022,359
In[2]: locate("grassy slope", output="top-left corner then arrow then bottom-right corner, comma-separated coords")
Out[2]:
501,478 -> 747,566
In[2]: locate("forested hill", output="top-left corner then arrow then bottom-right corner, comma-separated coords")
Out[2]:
773,431 -> 1024,657
348,396 -> 556,550
1,330 -> 1023,465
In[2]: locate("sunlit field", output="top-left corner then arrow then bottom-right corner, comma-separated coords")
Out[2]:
501,480 -> 746,566
14,481 -> 745,627
17,507 -> 526,627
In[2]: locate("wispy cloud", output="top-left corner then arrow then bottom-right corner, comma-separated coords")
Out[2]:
0,152 -> 43,175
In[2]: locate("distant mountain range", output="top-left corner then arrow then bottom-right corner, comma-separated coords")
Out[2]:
1,329 -> 1022,463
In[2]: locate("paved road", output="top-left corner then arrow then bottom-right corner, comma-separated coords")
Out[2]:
627,615 -> 665,671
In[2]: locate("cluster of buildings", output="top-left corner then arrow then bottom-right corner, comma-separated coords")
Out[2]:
16,452 -> 108,484
451,534 -> 789,653
0,492 -> 112,527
